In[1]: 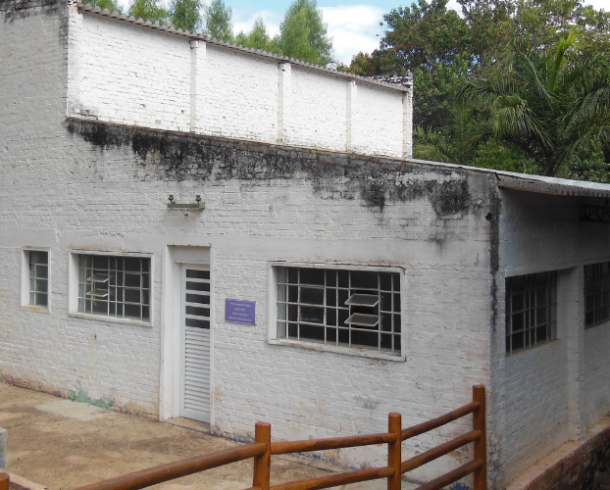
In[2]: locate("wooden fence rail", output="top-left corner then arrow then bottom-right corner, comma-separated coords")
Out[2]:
0,385 -> 486,490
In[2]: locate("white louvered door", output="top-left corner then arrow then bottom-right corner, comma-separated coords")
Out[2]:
179,265 -> 211,422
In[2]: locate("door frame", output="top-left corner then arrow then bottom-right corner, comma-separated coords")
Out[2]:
159,246 -> 214,424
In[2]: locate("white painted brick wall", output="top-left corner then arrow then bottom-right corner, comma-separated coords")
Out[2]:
351,83 -> 403,157
502,341 -> 569,479
4,2 -> 565,485
196,45 -> 278,142
71,14 -> 191,132
282,66 -> 347,151
66,9 -> 408,158
0,5 -> 492,471
496,190 -> 610,487
584,325 -> 610,428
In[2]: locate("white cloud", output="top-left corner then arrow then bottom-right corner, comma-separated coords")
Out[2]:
321,4 -> 386,64
583,0 -> 610,10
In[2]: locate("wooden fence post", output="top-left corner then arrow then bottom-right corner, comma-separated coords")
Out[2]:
0,472 -> 9,490
253,422 -> 271,490
387,412 -> 402,490
473,385 -> 487,490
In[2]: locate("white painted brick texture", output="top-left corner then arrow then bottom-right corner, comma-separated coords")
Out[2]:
72,15 -> 191,132
1,44 -> 493,476
1,2 -> 500,482
67,9 -> 408,158
584,325 -> 610,428
196,46 -> 278,142
351,84 -> 403,157
496,190 -> 610,487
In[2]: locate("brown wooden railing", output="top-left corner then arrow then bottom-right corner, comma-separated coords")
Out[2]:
0,385 -> 486,490
0,472 -> 8,490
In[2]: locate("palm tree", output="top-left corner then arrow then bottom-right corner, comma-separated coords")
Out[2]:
413,105 -> 485,164
460,31 -> 610,176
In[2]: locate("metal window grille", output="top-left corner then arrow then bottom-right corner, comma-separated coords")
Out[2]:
584,262 -> 610,328
276,267 -> 402,355
505,272 -> 557,355
28,251 -> 48,307
78,255 -> 150,320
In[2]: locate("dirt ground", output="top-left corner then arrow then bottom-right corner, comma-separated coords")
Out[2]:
0,382 -> 417,490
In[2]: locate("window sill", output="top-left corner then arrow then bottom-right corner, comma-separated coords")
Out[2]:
267,338 -> 406,362
68,312 -> 152,328
505,338 -> 561,357
585,319 -> 610,330
21,305 -> 49,314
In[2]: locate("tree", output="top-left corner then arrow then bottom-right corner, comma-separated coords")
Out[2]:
380,0 -> 473,73
128,0 -> 168,23
235,17 -> 281,53
279,0 -> 333,66
341,0 -> 610,181
88,0 -> 123,13
204,0 -> 233,42
170,0 -> 203,32
460,32 -> 610,176
340,0 -> 476,130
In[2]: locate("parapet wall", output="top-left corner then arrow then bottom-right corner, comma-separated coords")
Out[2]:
67,7 -> 411,159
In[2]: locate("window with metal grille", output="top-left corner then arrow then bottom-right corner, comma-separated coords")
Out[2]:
276,267 -> 402,355
585,262 -> 610,328
28,250 -> 48,307
78,255 -> 150,320
505,272 -> 557,355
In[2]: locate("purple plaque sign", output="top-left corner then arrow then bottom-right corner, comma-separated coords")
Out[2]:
225,299 -> 256,325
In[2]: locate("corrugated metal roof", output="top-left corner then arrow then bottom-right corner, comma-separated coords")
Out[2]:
407,158 -> 610,198
76,3 -> 412,93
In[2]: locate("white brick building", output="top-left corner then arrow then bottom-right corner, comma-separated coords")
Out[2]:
1,0 -> 610,488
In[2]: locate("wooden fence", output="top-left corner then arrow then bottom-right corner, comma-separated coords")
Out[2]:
0,385 -> 486,490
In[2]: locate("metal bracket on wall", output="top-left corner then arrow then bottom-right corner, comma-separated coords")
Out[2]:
581,204 -> 610,224
167,194 -> 205,210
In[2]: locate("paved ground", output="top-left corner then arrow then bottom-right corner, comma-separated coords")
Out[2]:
0,382 -> 418,490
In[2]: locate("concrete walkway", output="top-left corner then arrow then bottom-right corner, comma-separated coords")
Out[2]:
0,382 -> 419,490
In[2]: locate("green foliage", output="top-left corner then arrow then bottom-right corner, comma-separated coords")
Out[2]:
472,140 -> 539,174
235,17 -> 281,53
460,32 -> 610,176
560,143 -> 610,183
164,0 -> 335,66
204,0 -> 233,41
170,0 -> 203,32
349,0 -> 610,182
128,0 -> 168,23
414,104 -> 485,164
280,0 -> 333,65
381,0 -> 473,73
88,0 -> 122,13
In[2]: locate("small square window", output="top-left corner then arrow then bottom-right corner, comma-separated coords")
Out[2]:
27,250 -> 49,308
77,254 -> 150,321
275,266 -> 402,356
505,271 -> 557,355
584,262 -> 610,328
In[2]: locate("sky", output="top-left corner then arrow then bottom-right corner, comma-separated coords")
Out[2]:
232,0 -> 610,64
119,0 -> 610,64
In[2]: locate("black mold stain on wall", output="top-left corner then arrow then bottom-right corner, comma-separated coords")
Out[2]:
1,0 -> 59,22
431,180 -> 470,216
65,118 -> 477,218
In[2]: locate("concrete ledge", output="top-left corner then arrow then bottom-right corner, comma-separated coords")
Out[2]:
7,473 -> 49,490
507,415 -> 610,490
